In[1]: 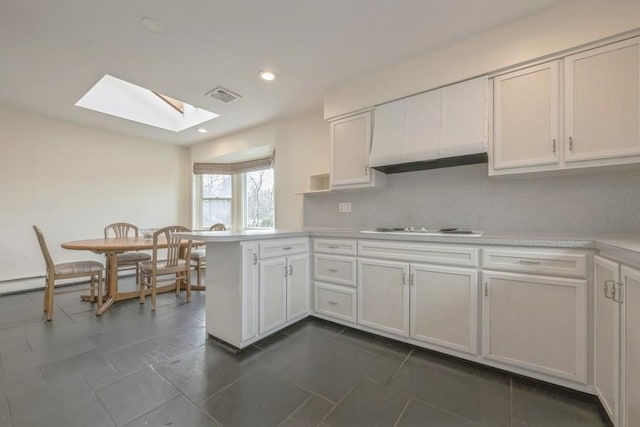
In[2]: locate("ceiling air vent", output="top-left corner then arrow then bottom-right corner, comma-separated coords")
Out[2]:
206,87 -> 241,104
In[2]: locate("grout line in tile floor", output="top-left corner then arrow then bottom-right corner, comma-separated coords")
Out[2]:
315,378 -> 364,426
391,397 -> 412,427
276,394 -> 318,427
279,374 -> 336,405
408,396 -> 483,426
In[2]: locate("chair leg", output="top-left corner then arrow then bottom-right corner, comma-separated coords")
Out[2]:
175,273 -> 180,296
89,275 -> 96,302
151,275 -> 157,311
97,272 -> 103,307
139,275 -> 146,304
135,263 -> 140,284
186,270 -> 191,303
43,275 -> 50,313
196,260 -> 202,287
46,272 -> 55,321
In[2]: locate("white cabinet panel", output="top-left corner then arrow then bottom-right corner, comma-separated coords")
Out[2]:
314,254 -> 356,287
440,76 -> 488,157
358,240 -> 479,267
287,253 -> 309,321
241,243 -> 260,343
403,90 -> 442,162
410,263 -> 478,354
370,100 -> 406,167
314,282 -> 357,323
493,61 -> 560,170
565,38 -> 640,162
622,265 -> 640,427
482,247 -> 587,278
594,255 -> 620,423
482,271 -> 587,383
358,258 -> 409,337
259,238 -> 308,259
259,258 -> 287,334
313,239 -> 357,256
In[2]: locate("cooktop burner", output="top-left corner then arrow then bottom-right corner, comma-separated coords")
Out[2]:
361,227 -> 484,237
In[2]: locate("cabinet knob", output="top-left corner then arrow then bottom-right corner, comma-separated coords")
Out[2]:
328,301 -> 339,305
327,268 -> 339,272
569,136 -> 574,151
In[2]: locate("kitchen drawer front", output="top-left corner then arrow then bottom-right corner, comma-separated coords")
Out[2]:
313,238 -> 357,256
314,254 -> 356,287
314,282 -> 356,323
482,247 -> 587,278
358,240 -> 479,267
259,238 -> 308,259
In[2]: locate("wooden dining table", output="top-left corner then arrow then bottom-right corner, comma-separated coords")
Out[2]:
61,236 -> 198,315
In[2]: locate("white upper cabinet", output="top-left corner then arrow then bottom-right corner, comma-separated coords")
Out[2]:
565,38 -> 640,163
370,76 -> 487,168
490,36 -> 640,176
492,61 -> 560,172
330,111 -> 385,189
440,77 -> 488,158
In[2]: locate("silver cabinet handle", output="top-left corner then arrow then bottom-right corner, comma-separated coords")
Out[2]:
282,246 -> 292,250
484,283 -> 489,297
252,253 -> 257,265
327,268 -> 339,272
328,245 -> 340,249
365,165 -> 370,175
283,265 -> 288,277
552,139 -> 556,154
569,136 -> 573,151
289,264 -> 293,276
328,301 -> 339,306
613,282 -> 624,304
518,260 -> 540,265
604,280 -> 616,299
410,273 -> 416,287
402,273 -> 407,286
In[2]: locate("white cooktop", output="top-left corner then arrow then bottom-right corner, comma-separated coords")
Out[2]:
360,227 -> 485,237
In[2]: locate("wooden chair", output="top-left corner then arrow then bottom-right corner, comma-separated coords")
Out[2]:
191,223 -> 226,289
33,225 -> 103,320
104,222 -> 151,284
139,225 -> 192,310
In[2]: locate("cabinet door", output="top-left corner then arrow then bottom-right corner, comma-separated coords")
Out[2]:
241,243 -> 260,343
493,61 -> 560,170
482,271 -> 587,382
565,37 -> 640,162
370,100 -> 406,167
440,76 -> 488,157
621,265 -> 640,427
410,264 -> 478,354
594,256 -> 620,424
358,258 -> 409,337
259,257 -> 287,334
403,89 -> 442,162
287,253 -> 309,321
330,112 -> 372,186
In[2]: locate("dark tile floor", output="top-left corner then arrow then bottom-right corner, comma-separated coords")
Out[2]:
0,276 -> 612,427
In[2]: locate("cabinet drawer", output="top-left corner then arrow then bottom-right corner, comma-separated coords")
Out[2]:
482,247 -> 587,278
314,282 -> 356,323
259,238 -> 308,259
314,254 -> 356,287
358,240 -> 479,267
313,239 -> 357,256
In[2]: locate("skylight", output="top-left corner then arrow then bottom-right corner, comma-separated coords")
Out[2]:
75,75 -> 219,132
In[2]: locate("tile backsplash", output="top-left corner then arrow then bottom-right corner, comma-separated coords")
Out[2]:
303,164 -> 640,233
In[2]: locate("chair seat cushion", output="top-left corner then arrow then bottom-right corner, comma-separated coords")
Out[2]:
116,251 -> 152,264
55,261 -> 103,275
140,259 -> 189,275
190,250 -> 206,260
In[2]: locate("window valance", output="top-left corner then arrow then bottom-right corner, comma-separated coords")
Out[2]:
193,151 -> 275,175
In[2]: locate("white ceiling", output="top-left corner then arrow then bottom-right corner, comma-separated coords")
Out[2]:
0,0 -> 564,146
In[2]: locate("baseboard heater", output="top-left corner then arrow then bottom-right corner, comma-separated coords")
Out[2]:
373,152 -> 488,175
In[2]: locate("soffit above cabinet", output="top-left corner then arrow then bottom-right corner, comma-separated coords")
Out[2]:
369,76 -> 488,173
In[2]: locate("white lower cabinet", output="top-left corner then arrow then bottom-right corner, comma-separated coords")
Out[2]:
594,255 -> 640,426
411,263 -> 478,354
259,254 -> 309,335
314,282 -> 357,323
240,243 -> 260,343
482,270 -> 587,383
358,258 -> 410,337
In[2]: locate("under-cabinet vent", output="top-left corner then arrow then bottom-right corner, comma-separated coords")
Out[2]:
205,87 -> 242,104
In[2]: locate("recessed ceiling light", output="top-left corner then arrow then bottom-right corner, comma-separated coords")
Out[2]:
141,17 -> 164,33
258,70 -> 277,81
197,128 -> 208,134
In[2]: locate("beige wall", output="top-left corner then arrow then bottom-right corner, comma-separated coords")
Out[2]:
0,107 -> 190,282
325,0 -> 640,118
190,109 -> 329,229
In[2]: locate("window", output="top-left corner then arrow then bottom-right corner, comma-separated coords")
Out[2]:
195,169 -> 274,230
198,174 -> 232,229
245,169 -> 274,229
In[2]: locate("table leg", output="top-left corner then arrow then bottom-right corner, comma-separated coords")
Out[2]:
95,252 -> 118,316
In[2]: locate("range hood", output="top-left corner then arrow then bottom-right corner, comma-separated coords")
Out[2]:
369,76 -> 488,174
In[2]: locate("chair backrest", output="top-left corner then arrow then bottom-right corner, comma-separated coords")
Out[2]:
209,223 -> 226,231
152,225 -> 191,268
104,222 -> 139,238
33,225 -> 55,273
